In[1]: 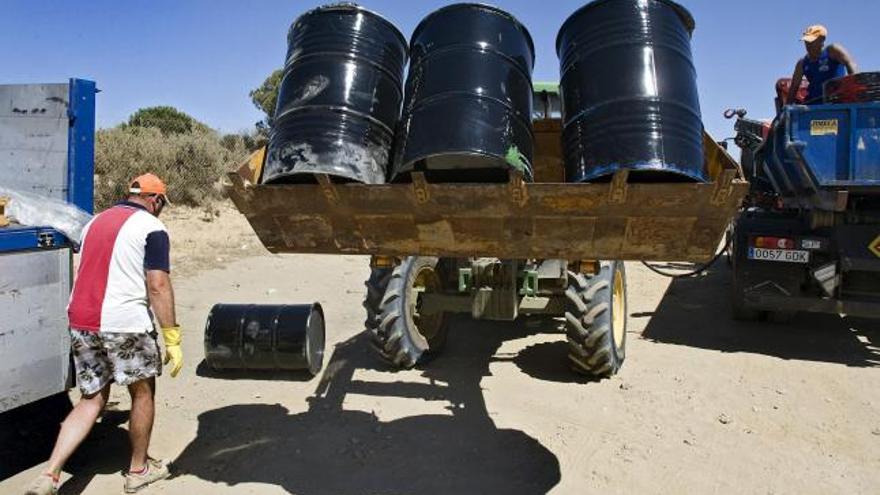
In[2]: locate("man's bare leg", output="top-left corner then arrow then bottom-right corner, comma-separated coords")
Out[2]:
127,377 -> 155,472
45,385 -> 111,477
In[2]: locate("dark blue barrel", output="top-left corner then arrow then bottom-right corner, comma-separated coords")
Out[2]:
391,3 -> 535,183
557,0 -> 706,183
262,4 -> 408,184
204,303 -> 325,375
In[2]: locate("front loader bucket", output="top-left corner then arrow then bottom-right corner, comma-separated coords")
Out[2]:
226,124 -> 747,263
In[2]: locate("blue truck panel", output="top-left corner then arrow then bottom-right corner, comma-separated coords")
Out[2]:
783,103 -> 880,189
67,78 -> 96,214
853,107 -> 880,183
0,226 -> 67,252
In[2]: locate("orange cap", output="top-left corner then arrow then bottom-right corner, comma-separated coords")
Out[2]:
129,173 -> 168,199
801,25 -> 827,42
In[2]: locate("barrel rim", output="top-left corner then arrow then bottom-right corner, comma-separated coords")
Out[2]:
397,150 -> 534,179
280,49 -> 408,91
404,89 -> 535,129
305,302 -> 325,374
272,104 -> 397,136
410,3 -> 535,65
291,2 -> 409,56
555,0 -> 696,56
307,302 -> 325,327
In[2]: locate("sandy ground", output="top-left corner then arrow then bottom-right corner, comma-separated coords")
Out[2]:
2,202 -> 879,494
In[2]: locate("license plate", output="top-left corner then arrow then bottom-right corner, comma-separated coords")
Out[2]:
748,247 -> 810,263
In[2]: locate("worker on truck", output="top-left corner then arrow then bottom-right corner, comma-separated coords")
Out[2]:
25,174 -> 184,495
787,24 -> 858,105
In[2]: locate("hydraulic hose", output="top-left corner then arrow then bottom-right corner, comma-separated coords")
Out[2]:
640,234 -> 732,279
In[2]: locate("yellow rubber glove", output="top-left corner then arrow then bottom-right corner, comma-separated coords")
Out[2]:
161,326 -> 183,377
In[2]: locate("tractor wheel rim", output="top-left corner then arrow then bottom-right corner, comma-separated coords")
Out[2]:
412,265 -> 443,342
612,267 -> 626,350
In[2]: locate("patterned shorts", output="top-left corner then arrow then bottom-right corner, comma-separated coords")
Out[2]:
70,329 -> 162,395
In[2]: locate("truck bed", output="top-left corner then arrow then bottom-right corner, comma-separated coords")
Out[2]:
763,103 -> 880,210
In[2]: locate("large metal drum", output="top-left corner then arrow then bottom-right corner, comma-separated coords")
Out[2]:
391,3 -> 535,183
262,4 -> 408,184
557,0 -> 706,183
204,303 -> 325,375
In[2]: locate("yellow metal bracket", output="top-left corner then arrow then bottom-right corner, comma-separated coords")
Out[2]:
508,170 -> 529,207
710,169 -> 737,206
0,197 -> 8,227
608,169 -> 629,204
315,174 -> 340,205
411,172 -> 430,204
370,255 -> 398,269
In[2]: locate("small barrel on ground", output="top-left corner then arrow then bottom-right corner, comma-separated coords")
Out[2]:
390,3 -> 536,183
557,0 -> 706,183
204,303 -> 325,375
261,4 -> 408,185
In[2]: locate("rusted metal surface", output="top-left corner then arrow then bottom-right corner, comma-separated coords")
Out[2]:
226,127 -> 747,262
532,120 -> 565,183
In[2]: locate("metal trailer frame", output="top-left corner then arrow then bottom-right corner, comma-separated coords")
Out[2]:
0,78 -> 96,413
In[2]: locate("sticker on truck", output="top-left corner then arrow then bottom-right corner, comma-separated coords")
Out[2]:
748,247 -> 810,263
810,119 -> 838,136
870,235 -> 880,258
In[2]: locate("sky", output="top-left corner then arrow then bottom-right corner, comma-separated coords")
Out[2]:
2,0 -> 878,141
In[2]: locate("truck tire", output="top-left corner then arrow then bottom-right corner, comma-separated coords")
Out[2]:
565,261 -> 626,378
732,296 -> 762,321
730,225 -> 763,321
372,256 -> 450,368
767,310 -> 795,324
731,274 -> 762,321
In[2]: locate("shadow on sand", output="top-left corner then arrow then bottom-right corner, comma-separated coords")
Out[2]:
642,259 -> 880,367
172,316 -> 564,494
0,392 -> 133,495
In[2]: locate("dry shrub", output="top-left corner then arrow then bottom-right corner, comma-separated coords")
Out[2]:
94,126 -> 249,210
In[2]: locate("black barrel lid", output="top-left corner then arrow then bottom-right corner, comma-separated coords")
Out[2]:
290,2 -> 409,54
556,0 -> 696,55
411,3 -> 535,62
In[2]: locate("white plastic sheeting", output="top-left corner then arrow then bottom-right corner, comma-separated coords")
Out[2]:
0,186 -> 92,244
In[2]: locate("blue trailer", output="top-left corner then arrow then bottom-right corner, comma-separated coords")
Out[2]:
731,100 -> 880,320
0,79 -> 96,413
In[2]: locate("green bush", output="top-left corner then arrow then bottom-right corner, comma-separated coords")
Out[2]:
126,106 -> 211,135
94,126 -> 248,210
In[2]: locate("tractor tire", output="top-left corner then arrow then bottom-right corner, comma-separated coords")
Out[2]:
372,256 -> 450,368
564,261 -> 627,378
364,266 -> 392,345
